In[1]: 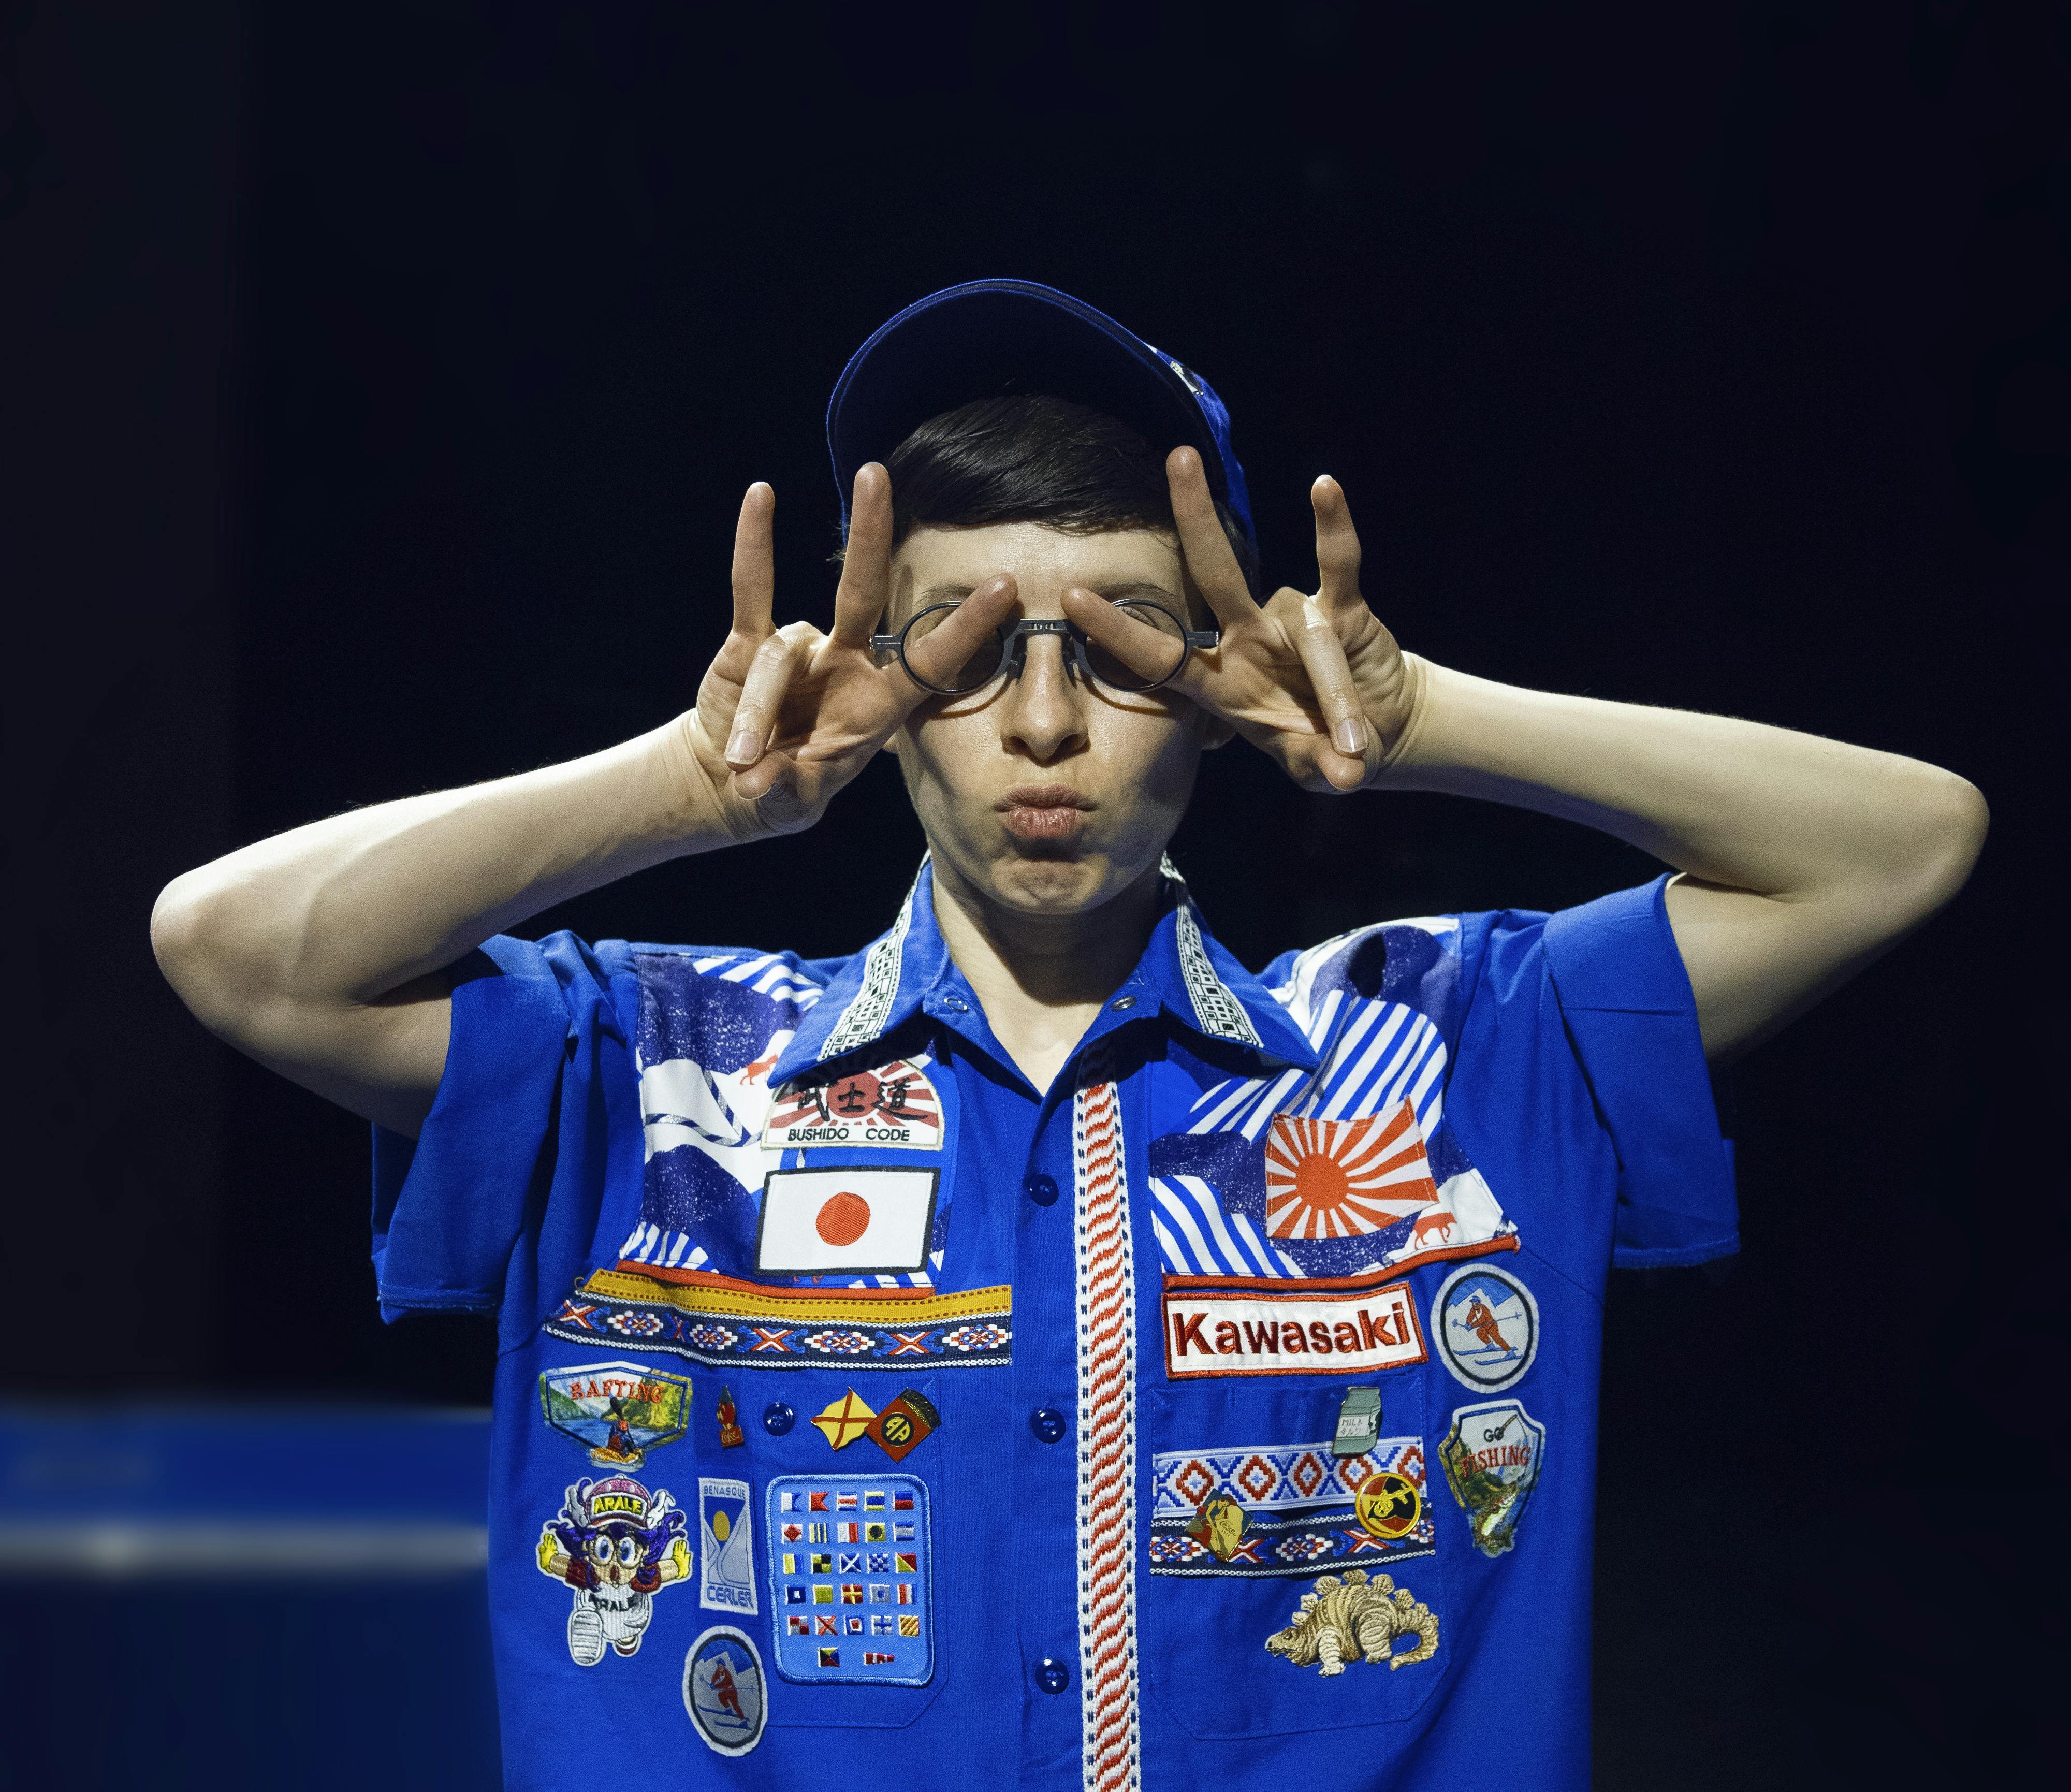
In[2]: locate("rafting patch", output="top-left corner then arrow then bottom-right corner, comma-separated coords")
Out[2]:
538,1363 -> 692,1469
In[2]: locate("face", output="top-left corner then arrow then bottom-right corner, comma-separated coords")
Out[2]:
884,522 -> 1220,919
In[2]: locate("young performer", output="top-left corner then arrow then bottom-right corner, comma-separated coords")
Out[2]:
153,280 -> 1985,1789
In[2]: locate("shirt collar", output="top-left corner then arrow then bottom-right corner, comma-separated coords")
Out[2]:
769,855 -> 1318,1088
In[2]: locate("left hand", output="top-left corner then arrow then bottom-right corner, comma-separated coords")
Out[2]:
1063,448 -> 1420,792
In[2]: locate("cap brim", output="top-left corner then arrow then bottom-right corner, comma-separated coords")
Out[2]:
826,280 -> 1234,524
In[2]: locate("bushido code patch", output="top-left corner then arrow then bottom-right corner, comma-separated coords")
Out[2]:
765,1474 -> 935,1687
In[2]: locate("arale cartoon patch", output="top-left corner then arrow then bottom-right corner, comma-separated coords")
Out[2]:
536,1476 -> 692,1666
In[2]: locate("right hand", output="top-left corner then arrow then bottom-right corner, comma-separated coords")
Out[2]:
681,463 -> 1018,837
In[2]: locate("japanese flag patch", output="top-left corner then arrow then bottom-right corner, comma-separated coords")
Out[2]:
755,1168 -> 939,1275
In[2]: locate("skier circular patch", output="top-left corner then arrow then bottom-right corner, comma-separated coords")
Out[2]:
683,1625 -> 766,1756
1431,1263 -> 1540,1393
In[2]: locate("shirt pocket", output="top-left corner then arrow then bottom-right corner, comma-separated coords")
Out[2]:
1140,1368 -> 1450,1739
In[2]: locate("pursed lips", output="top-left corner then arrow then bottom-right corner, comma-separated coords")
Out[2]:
996,783 -> 1093,843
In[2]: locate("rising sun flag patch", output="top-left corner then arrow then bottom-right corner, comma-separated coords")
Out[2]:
1263,1101 -> 1439,1241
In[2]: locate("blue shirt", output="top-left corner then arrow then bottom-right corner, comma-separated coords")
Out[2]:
372,859 -> 1734,1790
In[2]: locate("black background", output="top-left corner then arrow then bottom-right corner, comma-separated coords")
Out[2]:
5,2 -> 2063,1785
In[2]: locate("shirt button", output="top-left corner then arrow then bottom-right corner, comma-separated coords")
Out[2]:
1030,1407 -> 1068,1444
1025,1171 -> 1059,1207
1110,995 -> 1134,1011
940,995 -> 970,1013
1036,1656 -> 1071,1695
763,1402 -> 795,1437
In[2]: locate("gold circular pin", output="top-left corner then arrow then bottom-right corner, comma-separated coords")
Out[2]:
1354,1470 -> 1422,1541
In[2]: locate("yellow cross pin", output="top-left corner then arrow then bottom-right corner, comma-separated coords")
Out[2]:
810,1389 -> 879,1450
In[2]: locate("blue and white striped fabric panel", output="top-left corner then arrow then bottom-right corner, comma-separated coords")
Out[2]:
1149,1175 -> 1303,1279
1183,997 -> 1449,1146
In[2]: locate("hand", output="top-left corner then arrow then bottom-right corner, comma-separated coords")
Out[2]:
1063,449 -> 1420,793
681,465 -> 1017,836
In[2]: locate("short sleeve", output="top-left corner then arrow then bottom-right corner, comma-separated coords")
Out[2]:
370,936 -> 577,1318
1542,876 -> 1738,1269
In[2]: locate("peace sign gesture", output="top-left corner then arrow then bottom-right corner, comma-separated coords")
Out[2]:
684,466 -> 1017,836
1063,449 -> 1421,793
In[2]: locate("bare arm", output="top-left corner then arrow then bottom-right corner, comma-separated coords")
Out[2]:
1069,450 -> 1988,1060
151,472 -> 1014,1134
1378,662 -> 1987,1058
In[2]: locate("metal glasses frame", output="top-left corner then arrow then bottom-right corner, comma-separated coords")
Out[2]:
871,599 -> 1219,697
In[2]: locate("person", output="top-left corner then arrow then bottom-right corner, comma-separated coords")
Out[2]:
150,280 -> 1985,1788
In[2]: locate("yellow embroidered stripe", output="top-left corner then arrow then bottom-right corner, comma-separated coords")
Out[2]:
579,1269 -> 1012,1324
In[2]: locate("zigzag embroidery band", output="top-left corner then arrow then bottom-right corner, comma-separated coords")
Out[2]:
1074,1063 -> 1139,1792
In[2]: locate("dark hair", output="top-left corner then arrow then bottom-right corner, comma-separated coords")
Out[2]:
863,393 -> 1259,601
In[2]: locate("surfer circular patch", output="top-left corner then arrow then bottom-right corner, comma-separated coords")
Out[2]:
683,1625 -> 766,1756
1431,1263 -> 1539,1393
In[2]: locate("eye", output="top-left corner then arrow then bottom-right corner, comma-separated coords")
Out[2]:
588,1536 -> 614,1565
618,1536 -> 640,1566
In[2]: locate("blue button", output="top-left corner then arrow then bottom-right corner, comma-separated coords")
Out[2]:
763,1402 -> 795,1437
1036,1656 -> 1070,1695
1031,1408 -> 1067,1444
1025,1172 -> 1059,1207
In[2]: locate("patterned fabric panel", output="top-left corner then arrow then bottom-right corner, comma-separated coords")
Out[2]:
1148,918 -> 1515,1281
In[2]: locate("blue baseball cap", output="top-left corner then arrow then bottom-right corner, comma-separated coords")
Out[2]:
826,278 -> 1255,551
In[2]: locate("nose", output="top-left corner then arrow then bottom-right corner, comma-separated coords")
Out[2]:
999,629 -> 1088,765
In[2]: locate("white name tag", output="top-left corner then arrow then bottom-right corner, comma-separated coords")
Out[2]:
755,1168 -> 940,1275
1161,1279 -> 1427,1379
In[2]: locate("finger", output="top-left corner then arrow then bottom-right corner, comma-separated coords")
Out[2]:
1311,476 -> 1367,617
1166,448 -> 1263,630
733,745 -> 798,805
889,576 -> 1018,706
829,463 -> 893,649
731,483 -> 777,638
1060,587 -> 1192,686
725,630 -> 800,767
1289,594 -> 1373,778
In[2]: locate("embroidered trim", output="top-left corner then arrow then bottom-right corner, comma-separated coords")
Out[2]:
541,1271 -> 1011,1371
819,865 -> 924,1062
1172,895 -> 1262,1050
1074,1064 -> 1139,1792
1148,1438 -> 1422,1516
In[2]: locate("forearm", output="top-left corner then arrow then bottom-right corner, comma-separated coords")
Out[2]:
1380,658 -> 1983,905
152,717 -> 732,1030
1377,658 -> 1987,1058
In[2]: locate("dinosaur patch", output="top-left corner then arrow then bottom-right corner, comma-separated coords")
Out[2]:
1263,1569 -> 1439,1675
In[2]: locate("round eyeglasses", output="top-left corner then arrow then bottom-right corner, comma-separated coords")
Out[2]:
871,600 -> 1219,697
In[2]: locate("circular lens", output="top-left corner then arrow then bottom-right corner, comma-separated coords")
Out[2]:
1084,600 -> 1188,691
903,603 -> 1006,694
